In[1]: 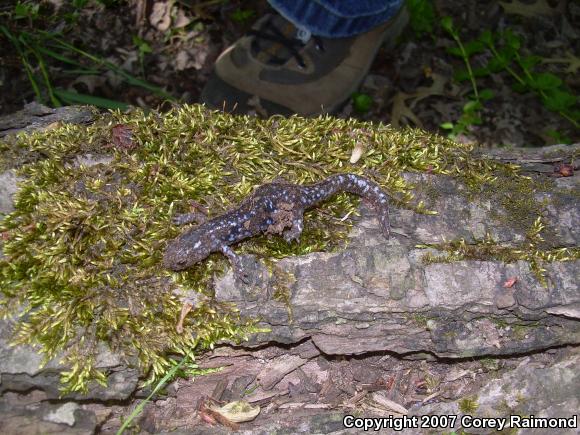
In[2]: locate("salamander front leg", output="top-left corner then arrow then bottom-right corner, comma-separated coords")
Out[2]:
172,213 -> 207,226
172,202 -> 209,226
283,213 -> 304,243
221,245 -> 250,283
378,207 -> 390,238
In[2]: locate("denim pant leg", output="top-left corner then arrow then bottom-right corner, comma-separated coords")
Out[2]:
267,0 -> 404,38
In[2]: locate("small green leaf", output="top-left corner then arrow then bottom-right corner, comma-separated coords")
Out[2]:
519,55 -> 542,70
545,129 -> 571,144
407,0 -> 435,36
479,89 -> 494,101
14,2 -> 37,19
498,46 -> 516,62
54,89 -> 130,110
440,16 -> 454,34
487,56 -> 508,72
511,83 -> 527,93
72,0 -> 90,8
542,89 -> 576,111
453,69 -> 470,82
470,115 -> 483,125
230,8 -> 255,23
133,36 -> 152,54
464,40 -> 484,56
463,100 -> 482,113
504,30 -> 521,50
440,122 -> 454,130
533,72 -> 563,90
479,30 -> 493,46
352,92 -> 373,113
473,67 -> 490,78
446,47 -> 463,57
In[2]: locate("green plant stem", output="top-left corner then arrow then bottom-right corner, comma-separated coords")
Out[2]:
38,31 -> 175,101
514,52 -> 579,129
486,42 -> 526,86
450,33 -> 479,100
0,25 -> 43,102
19,36 -> 61,107
488,41 -> 579,129
116,356 -> 190,435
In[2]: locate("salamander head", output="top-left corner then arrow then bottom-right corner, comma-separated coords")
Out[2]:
163,228 -> 212,271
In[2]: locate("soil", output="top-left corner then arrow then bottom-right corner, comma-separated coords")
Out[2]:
0,0 -> 578,147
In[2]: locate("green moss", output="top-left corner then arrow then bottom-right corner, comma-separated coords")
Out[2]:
443,330 -> 458,339
510,322 -> 540,340
263,257 -> 295,322
458,396 -> 479,413
479,357 -> 502,371
0,105 -> 575,393
412,313 -> 429,328
420,225 -> 580,286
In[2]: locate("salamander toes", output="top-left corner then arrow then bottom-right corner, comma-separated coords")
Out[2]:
379,216 -> 391,238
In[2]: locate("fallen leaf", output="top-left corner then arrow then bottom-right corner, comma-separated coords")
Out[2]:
371,392 -> 409,415
208,400 -> 260,423
71,75 -> 106,94
500,0 -> 560,17
174,46 -> 210,71
554,163 -> 574,177
542,52 -> 580,74
391,92 -> 423,128
111,124 -> 136,150
150,1 -> 172,31
390,73 -> 447,128
47,0 -> 64,11
176,301 -> 194,333
42,122 -> 62,131
350,142 -> 366,163
174,8 -> 192,28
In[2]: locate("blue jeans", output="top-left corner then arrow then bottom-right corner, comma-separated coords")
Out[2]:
267,0 -> 404,38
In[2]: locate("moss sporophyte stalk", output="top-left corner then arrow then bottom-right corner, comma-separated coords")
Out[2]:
0,105 -> 577,392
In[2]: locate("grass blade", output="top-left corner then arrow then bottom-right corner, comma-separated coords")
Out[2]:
116,356 -> 189,435
54,89 -> 130,110
0,25 -> 43,103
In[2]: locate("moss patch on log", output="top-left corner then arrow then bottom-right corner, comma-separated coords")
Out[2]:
0,105 -> 575,392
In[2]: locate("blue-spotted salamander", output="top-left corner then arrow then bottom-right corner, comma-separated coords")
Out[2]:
163,173 -> 391,277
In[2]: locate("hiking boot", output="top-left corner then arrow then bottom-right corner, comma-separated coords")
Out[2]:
200,6 -> 409,116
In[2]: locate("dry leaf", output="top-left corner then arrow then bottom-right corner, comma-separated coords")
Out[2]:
174,8 -> 192,28
71,75 -> 106,94
554,163 -> 574,177
210,401 -> 261,423
542,52 -> 580,74
350,142 -> 366,163
371,392 -> 409,415
47,0 -> 64,10
176,301 -> 194,333
390,73 -> 447,128
150,1 -> 172,31
174,46 -> 209,71
500,0 -> 560,17
111,124 -> 136,150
